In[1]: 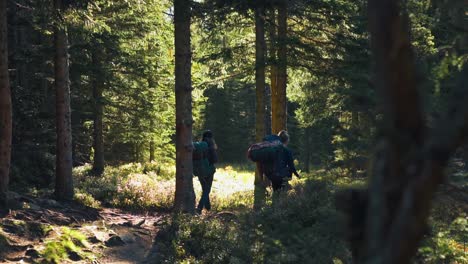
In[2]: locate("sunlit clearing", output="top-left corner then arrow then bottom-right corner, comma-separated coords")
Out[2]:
209,165 -> 254,197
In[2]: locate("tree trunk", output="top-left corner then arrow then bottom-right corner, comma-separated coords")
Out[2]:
136,142 -> 141,162
337,1 -> 468,263
133,143 -> 138,162
272,0 -> 287,134
267,8 -> 277,135
0,0 -> 12,207
264,84 -> 272,135
174,0 -> 195,214
304,127 -> 311,173
149,118 -> 155,162
254,0 -> 267,211
92,50 -> 104,176
54,0 -> 74,201
149,140 -> 155,162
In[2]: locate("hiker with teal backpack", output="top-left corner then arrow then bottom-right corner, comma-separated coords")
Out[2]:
248,130 -> 300,191
193,130 -> 218,213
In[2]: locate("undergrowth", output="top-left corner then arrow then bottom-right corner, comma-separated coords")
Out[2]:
72,162 -> 468,263
417,199 -> 468,263
73,163 -> 256,212
154,176 -> 351,263
74,162 -> 176,211
40,227 -> 93,264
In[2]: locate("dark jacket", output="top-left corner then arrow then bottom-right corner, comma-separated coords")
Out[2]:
261,134 -> 298,179
283,147 -> 298,178
203,137 -> 218,166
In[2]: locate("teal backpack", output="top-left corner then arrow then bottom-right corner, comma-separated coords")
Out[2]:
193,141 -> 215,177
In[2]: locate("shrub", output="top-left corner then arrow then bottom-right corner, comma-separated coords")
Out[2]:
154,176 -> 351,263
41,227 -> 92,264
74,163 -> 175,211
418,215 -> 468,263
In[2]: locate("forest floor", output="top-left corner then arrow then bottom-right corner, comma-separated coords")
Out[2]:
0,164 -> 255,264
1,162 -> 468,263
0,194 -> 166,263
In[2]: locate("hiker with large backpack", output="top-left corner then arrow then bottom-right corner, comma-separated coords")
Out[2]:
193,130 -> 218,213
248,130 -> 300,191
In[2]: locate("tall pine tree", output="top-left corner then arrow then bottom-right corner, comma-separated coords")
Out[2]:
174,0 -> 196,213
0,0 -> 12,207
54,0 -> 74,200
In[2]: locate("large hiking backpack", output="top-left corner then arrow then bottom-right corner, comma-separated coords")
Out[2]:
247,134 -> 282,162
263,134 -> 281,143
247,141 -> 282,162
247,135 -> 290,180
263,148 -> 290,181
247,135 -> 290,181
193,141 -> 215,177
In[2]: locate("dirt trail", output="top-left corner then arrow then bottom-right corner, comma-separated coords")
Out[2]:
0,195 -> 166,264
96,208 -> 163,264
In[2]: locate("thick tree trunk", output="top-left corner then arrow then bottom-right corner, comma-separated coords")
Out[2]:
0,0 -> 12,207
254,1 -> 267,210
174,0 -> 195,214
365,0 -> 424,261
272,0 -> 287,134
338,1 -> 468,263
54,0 -> 74,201
92,50 -> 104,176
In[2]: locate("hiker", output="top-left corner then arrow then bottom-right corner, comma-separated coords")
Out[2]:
193,130 -> 218,213
248,130 -> 300,192
269,130 -> 300,191
247,130 -> 300,191
278,130 -> 299,178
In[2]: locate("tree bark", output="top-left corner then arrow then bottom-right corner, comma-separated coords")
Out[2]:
304,127 -> 311,173
267,8 -> 277,135
254,0 -> 267,211
338,1 -> 468,263
149,119 -> 155,162
264,84 -> 272,135
272,0 -> 287,134
149,140 -> 155,162
136,142 -> 141,162
54,0 -> 74,201
92,49 -> 104,176
0,0 -> 12,207
366,0 -> 424,261
255,2 -> 266,155
174,0 -> 195,214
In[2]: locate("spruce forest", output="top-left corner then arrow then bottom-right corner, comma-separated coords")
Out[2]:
0,0 -> 467,263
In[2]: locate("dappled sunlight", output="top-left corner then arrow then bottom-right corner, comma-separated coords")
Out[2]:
210,165 -> 255,197
73,163 -> 255,211
152,174 -> 351,263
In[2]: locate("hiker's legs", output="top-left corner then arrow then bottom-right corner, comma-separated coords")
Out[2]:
270,177 -> 284,192
197,176 -> 208,211
197,173 -> 214,211
204,173 -> 214,210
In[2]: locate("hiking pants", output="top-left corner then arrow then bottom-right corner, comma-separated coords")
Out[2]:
270,176 -> 284,191
197,173 -> 214,211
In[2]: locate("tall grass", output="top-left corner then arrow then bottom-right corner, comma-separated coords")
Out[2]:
153,176 -> 351,263
73,162 -> 256,211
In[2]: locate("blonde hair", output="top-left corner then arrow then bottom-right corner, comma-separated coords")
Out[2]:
277,130 -> 289,143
